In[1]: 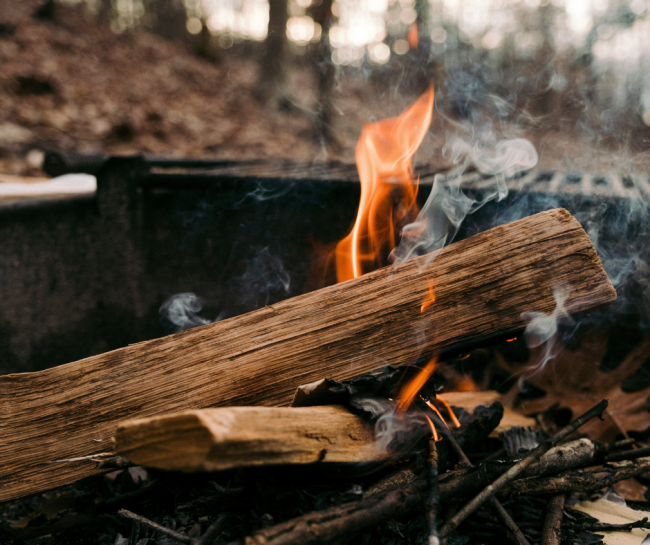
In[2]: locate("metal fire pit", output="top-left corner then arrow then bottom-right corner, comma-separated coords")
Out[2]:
0,154 -> 647,374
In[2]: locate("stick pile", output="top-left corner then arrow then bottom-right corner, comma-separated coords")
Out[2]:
7,397 -> 650,545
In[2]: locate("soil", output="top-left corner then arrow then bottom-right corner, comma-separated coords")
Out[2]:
1,0 -> 649,179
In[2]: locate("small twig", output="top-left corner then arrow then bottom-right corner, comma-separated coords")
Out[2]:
103,480 -> 159,509
426,437 -> 440,545
605,445 -> 650,462
118,509 -> 192,544
244,485 -> 424,545
488,499 -> 532,545
500,456 -> 650,498
364,464 -> 423,498
541,494 -> 565,545
417,399 -> 531,545
440,399 -> 608,537
603,437 -> 636,453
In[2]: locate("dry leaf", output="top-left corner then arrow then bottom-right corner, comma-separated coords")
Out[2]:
504,328 -> 650,441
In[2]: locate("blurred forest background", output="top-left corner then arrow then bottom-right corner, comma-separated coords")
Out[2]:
1,0 -> 650,176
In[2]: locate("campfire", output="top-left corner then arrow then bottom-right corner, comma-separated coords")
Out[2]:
2,87 -> 650,545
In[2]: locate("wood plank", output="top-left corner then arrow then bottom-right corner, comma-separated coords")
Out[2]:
0,209 -> 615,501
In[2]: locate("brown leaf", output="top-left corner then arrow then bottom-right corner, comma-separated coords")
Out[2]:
505,328 -> 650,441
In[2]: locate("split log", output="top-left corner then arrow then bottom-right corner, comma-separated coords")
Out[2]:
115,406 -> 379,471
114,394 -> 524,472
0,209 -> 615,501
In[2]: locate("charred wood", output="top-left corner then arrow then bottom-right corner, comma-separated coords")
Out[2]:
439,399 -> 609,536
541,494 -> 565,545
417,398 -> 530,545
499,456 -> 650,498
604,445 -> 650,462
425,437 -> 440,545
244,486 -> 425,545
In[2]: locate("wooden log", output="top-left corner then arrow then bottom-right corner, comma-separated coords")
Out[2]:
115,406 -> 379,471
114,393 -> 528,471
0,209 -> 615,501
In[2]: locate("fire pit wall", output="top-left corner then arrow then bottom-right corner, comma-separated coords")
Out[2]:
0,158 -> 646,375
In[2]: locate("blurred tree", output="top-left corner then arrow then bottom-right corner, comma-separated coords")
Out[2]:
144,0 -> 187,41
311,0 -> 339,148
254,0 -> 290,107
196,18 -> 220,63
96,0 -> 113,23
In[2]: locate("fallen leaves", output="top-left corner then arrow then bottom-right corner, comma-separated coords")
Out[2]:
503,328 -> 650,442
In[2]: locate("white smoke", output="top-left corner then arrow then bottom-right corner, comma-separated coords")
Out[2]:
391,135 -> 538,265
238,246 -> 291,307
159,292 -> 219,333
236,181 -> 294,206
520,284 -> 575,381
374,409 -> 431,454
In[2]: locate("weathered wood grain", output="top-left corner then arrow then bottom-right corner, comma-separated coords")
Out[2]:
0,209 -> 615,501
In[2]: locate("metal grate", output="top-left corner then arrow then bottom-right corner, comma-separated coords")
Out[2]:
429,168 -> 650,202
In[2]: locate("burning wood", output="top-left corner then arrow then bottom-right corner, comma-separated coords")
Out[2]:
0,208 -> 615,502
115,406 -> 379,471
113,392 -> 531,472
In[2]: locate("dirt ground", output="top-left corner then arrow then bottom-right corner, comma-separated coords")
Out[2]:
1,0 -> 649,178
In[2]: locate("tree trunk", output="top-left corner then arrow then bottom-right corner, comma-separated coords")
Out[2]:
254,0 -> 289,105
312,0 -> 338,147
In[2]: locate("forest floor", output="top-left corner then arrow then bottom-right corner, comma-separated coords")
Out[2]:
0,0 -> 649,178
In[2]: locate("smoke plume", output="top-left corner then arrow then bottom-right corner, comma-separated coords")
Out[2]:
159,292 -> 217,333
392,134 -> 539,265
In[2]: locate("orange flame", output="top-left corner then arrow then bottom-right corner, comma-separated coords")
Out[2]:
436,397 -> 462,428
420,279 -> 436,312
397,356 -> 437,412
425,415 -> 440,441
335,87 -> 434,282
507,337 -> 517,342
425,398 -> 449,427
408,23 -> 418,50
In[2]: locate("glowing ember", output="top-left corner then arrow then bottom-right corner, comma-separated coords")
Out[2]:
506,337 -> 517,342
334,86 -> 434,282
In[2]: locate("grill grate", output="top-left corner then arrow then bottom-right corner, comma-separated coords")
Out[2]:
449,169 -> 650,201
